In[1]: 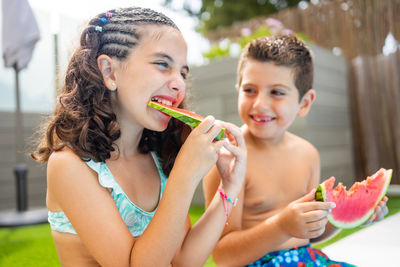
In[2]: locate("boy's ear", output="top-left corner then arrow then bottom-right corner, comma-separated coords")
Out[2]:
97,55 -> 117,91
297,89 -> 316,117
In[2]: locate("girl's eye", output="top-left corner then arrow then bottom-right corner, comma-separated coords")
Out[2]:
180,70 -> 187,80
155,61 -> 169,70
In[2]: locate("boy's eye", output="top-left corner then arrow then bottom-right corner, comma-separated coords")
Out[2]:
243,88 -> 256,94
271,90 -> 285,96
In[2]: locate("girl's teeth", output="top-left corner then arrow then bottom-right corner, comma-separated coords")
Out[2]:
152,97 -> 172,106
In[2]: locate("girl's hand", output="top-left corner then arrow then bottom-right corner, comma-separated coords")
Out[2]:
173,116 -> 225,186
361,196 -> 389,227
277,189 -> 336,239
215,122 -> 247,196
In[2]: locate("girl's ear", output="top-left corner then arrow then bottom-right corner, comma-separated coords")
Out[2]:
297,89 -> 316,117
97,55 -> 117,91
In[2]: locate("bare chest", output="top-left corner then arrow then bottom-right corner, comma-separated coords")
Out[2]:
242,155 -> 311,227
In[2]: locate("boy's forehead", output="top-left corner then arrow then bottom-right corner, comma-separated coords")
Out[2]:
241,60 -> 296,86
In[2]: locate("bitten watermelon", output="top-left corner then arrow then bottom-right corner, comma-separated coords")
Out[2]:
148,101 -> 225,140
315,168 -> 392,229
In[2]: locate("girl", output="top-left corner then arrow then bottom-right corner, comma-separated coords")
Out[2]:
31,7 -> 246,267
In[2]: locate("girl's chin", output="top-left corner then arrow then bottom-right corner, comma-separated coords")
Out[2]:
151,119 -> 171,132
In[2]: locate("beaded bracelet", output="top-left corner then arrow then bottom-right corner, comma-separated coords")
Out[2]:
218,187 -> 238,225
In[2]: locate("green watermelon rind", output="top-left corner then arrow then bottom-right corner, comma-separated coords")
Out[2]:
148,101 -> 226,140
315,169 -> 392,229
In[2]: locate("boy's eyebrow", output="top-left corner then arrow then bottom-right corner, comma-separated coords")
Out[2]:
152,52 -> 189,73
270,83 -> 291,89
241,82 -> 292,90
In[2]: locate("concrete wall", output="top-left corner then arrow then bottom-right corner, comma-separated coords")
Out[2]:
0,112 -> 47,211
0,45 -> 354,211
189,45 -> 355,205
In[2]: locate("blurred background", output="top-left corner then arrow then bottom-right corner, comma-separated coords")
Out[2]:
0,0 -> 399,217
0,0 -> 399,266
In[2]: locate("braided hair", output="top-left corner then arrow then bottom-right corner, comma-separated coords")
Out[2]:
31,7 -> 187,176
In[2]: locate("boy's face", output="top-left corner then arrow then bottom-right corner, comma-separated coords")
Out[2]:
237,60 -> 306,141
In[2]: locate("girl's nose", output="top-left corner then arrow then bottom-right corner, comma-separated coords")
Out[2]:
168,72 -> 186,92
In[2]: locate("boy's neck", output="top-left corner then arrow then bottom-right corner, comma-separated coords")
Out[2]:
242,125 -> 287,149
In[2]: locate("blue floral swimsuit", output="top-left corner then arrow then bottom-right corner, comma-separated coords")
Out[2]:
47,152 -> 167,237
244,244 -> 356,267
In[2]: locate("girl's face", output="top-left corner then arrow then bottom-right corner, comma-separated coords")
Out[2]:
238,60 -> 302,142
113,25 -> 188,132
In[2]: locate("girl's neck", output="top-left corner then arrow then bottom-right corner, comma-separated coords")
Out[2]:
113,116 -> 144,159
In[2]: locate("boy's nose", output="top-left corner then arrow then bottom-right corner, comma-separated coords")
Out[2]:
253,94 -> 270,111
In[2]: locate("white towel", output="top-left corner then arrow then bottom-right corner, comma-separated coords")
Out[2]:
1,0 -> 40,70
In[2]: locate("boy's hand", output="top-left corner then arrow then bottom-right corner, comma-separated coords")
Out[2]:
361,196 -> 389,227
277,189 -> 336,239
215,122 -> 247,196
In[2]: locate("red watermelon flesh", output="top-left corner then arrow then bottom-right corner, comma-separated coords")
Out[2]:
315,168 -> 392,229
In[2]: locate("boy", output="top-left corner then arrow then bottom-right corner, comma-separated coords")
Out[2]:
203,35 -> 388,266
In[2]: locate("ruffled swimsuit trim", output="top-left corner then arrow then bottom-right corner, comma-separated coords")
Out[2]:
48,152 -> 167,237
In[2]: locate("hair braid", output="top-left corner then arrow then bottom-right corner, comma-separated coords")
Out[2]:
31,7 -> 185,176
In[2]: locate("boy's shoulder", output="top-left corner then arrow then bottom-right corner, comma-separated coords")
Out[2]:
286,131 -> 319,158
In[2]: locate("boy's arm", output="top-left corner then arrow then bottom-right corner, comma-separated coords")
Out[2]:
308,148 -> 341,243
203,166 -> 291,267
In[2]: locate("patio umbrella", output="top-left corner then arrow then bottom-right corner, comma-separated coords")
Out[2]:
1,0 -> 40,213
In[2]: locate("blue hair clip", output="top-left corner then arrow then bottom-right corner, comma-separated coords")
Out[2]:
95,26 -> 102,32
101,18 -> 107,24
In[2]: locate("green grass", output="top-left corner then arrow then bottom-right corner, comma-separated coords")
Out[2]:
0,224 -> 59,267
1,197 -> 399,267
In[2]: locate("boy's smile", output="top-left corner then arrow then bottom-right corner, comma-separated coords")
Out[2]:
250,114 -> 275,124
238,60 -> 302,142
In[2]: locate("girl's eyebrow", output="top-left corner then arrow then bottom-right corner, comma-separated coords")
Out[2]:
152,52 -> 189,73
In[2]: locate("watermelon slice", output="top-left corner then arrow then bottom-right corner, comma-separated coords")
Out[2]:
148,101 -> 225,140
315,168 -> 392,229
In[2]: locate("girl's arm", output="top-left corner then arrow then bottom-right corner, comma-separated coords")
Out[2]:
48,117 -> 226,267
171,122 -> 247,267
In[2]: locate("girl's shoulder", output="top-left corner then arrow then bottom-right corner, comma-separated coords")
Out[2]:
47,147 -> 99,211
47,147 -> 98,187
48,147 -> 85,170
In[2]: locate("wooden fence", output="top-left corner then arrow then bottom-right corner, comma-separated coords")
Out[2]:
350,51 -> 400,180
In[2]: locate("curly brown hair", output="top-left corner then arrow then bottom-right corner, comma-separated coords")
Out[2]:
237,35 -> 314,100
31,7 -> 188,176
